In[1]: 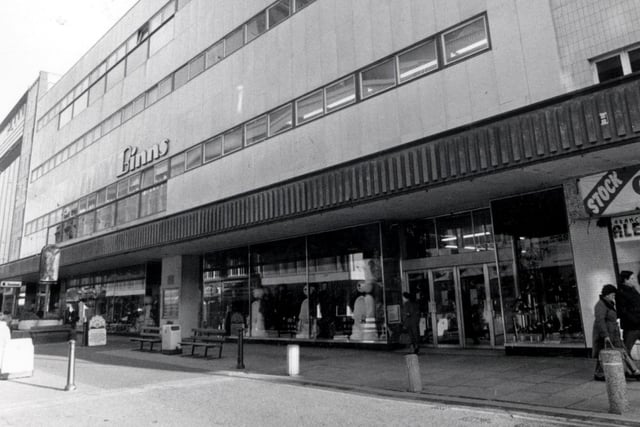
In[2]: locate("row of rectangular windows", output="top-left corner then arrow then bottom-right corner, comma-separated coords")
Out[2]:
32,0 -> 317,182
40,182 -> 167,246
26,163 -> 170,236
37,0 -> 178,131
25,14 -> 489,241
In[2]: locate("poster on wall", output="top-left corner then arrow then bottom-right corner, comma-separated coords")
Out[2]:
579,164 -> 640,216
612,214 -> 640,242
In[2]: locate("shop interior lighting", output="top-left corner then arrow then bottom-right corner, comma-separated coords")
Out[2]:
441,236 -> 457,242
302,108 -> 323,119
326,94 -> 355,109
451,39 -> 488,58
399,60 -> 437,80
462,231 -> 491,239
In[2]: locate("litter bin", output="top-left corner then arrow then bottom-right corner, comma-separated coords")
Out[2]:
161,324 -> 181,354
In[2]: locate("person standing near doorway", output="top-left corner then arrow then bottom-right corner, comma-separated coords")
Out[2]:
402,292 -> 421,355
617,271 -> 640,356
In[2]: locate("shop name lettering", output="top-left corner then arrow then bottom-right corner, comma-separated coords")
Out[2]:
117,139 -> 169,177
612,217 -> 640,240
585,171 -> 624,214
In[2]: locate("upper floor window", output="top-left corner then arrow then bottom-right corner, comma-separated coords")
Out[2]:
593,46 -> 640,83
442,15 -> 489,64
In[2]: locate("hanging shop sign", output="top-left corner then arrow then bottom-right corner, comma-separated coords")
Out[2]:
39,244 -> 60,283
0,281 -> 21,288
117,138 -> 169,177
579,165 -> 640,216
612,214 -> 640,242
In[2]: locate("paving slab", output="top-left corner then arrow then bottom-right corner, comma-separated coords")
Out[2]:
3,336 -> 640,425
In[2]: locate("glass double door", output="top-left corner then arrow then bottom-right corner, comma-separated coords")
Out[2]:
406,264 -> 504,348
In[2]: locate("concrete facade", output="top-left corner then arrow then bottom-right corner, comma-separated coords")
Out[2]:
2,0 -> 640,354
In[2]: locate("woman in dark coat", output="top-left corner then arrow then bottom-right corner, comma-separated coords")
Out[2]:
402,292 -> 421,355
592,284 -> 640,381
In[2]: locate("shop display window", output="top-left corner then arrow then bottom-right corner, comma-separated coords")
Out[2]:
202,224 -> 387,342
63,265 -> 155,334
202,248 -> 250,334
492,188 -> 584,346
249,238 -> 307,338
307,224 -> 385,342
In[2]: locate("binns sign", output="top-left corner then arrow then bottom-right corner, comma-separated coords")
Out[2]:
117,139 -> 169,177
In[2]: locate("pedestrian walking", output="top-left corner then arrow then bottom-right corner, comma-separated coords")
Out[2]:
402,292 -> 421,355
592,284 -> 640,381
616,271 -> 640,356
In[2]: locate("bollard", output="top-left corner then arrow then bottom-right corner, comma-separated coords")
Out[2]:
405,354 -> 422,392
287,344 -> 300,376
600,349 -> 628,414
236,327 -> 245,369
64,340 -> 77,391
82,321 -> 89,347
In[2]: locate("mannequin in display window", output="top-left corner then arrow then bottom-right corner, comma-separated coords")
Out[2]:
251,287 -> 266,337
297,285 -> 317,339
350,281 -> 377,341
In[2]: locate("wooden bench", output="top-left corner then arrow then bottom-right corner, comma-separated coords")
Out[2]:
180,328 -> 226,358
130,326 -> 161,351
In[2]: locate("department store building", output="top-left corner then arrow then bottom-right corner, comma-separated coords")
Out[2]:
1,0 -> 640,355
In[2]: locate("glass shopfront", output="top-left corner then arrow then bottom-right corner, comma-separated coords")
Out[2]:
492,188 -> 584,347
202,224 -> 391,342
403,209 -> 505,348
63,263 -> 160,333
403,197 -> 584,349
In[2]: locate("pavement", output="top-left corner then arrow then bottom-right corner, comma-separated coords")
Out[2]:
2,336 -> 640,426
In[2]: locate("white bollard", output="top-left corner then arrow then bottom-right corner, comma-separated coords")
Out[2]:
405,354 -> 422,392
287,344 -> 300,376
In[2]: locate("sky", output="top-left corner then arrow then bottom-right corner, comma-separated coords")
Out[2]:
0,0 -> 138,121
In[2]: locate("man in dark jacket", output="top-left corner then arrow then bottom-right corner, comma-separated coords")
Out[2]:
616,271 -> 640,355
402,292 -> 421,355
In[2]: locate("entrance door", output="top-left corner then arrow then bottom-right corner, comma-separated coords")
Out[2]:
406,264 -> 503,348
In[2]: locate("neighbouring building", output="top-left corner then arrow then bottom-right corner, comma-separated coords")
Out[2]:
0,72 -> 55,316
2,0 -> 640,355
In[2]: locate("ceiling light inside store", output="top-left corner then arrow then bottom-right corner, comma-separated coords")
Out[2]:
451,39 -> 487,58
327,94 -> 355,109
303,108 -> 323,119
400,60 -> 437,79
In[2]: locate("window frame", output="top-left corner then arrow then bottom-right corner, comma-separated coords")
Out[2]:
295,90 -> 324,125
441,15 -> 489,65
359,58 -> 397,99
396,39 -> 438,83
